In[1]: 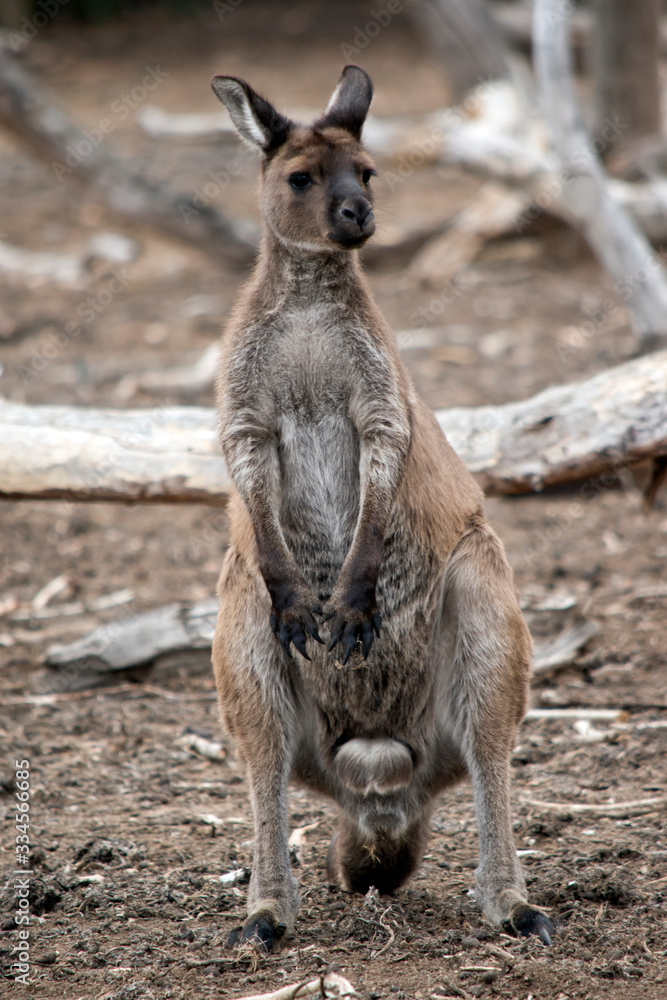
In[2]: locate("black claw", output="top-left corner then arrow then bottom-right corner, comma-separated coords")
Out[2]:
340,628 -> 358,666
305,620 -> 324,644
537,920 -> 553,947
372,612 -> 382,636
228,913 -> 285,953
292,630 -> 311,660
510,905 -> 554,946
278,623 -> 292,656
227,925 -> 242,948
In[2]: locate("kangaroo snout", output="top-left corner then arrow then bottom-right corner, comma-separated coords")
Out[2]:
339,198 -> 371,227
332,190 -> 375,246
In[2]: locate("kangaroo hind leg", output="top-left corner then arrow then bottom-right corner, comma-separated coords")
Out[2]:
213,562 -> 300,953
441,521 -> 554,944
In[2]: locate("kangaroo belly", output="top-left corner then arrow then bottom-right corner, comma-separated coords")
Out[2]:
277,411 -> 360,593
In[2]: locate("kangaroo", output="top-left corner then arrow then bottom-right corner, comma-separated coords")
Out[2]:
210,65 -> 554,953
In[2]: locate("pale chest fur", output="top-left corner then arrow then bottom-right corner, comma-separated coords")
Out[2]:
261,301 -> 369,591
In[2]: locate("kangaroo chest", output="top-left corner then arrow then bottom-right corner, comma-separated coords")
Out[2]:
266,303 -> 363,582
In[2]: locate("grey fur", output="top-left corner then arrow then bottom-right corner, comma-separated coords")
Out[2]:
210,66 -> 554,951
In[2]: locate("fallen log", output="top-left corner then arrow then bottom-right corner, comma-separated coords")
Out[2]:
45,599 -> 218,690
531,622 -> 601,678
1,350 -> 666,502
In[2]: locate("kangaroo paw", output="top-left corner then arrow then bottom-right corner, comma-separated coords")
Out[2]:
227,911 -> 287,953
505,903 -> 554,946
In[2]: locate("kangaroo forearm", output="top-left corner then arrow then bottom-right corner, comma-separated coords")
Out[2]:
253,517 -> 306,608
221,428 -> 306,600
338,433 -> 408,594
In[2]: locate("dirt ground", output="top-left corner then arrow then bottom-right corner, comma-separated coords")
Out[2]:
1,4 -> 666,999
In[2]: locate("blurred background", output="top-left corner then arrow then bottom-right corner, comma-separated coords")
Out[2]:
1,5 -> 667,997
1,0 -> 666,719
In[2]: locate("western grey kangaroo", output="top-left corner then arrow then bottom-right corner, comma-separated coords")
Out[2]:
210,65 -> 553,952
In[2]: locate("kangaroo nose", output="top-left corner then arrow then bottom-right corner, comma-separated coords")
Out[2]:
340,199 -> 372,228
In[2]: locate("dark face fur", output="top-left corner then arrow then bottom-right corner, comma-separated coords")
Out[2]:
211,65 -> 376,252
261,127 -> 376,251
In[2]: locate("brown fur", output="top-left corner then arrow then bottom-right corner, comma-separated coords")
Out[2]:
209,66 -> 554,952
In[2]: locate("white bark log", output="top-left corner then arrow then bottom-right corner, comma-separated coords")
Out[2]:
1,350 -> 666,502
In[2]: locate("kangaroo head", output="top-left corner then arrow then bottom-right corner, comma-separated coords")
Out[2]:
211,65 -> 376,252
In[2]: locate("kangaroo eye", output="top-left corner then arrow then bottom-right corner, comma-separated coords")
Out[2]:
289,172 -> 312,190
361,168 -> 376,185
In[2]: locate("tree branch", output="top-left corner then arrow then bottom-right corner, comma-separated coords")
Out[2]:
532,0 -> 667,347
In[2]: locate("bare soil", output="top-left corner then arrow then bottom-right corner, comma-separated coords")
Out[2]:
0,4 -> 666,999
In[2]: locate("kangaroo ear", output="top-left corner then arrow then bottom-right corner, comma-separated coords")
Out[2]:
211,76 -> 292,153
316,65 -> 373,139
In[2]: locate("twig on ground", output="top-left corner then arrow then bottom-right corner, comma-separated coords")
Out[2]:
370,906 -> 397,958
233,973 -> 359,1000
521,795 -> 667,818
481,941 -> 518,967
524,708 -> 627,722
1,684 -> 218,706
436,980 -> 475,1000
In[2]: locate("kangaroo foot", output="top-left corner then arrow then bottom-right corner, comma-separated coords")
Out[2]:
505,902 -> 554,946
227,910 -> 287,953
